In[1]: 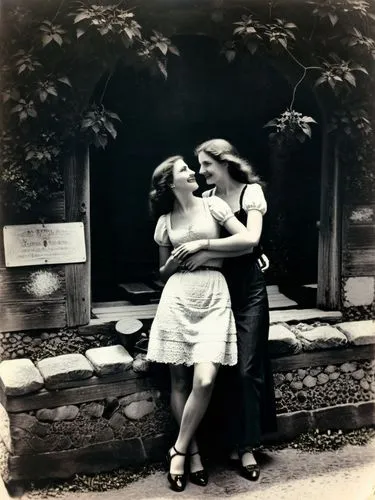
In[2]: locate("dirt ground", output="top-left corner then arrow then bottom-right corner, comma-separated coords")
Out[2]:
3,436 -> 374,500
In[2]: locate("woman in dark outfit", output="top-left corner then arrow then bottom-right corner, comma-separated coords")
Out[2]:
176,139 -> 277,480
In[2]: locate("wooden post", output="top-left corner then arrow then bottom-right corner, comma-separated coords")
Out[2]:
317,130 -> 342,309
64,145 -> 91,326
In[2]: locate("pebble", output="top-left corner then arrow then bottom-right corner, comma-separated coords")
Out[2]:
296,390 -> 308,403
273,373 -> 285,386
41,333 -> 49,340
329,372 -> 340,380
310,367 -> 322,377
340,362 -> 357,373
360,379 -> 370,391
291,381 -> 303,391
303,375 -> 317,388
274,388 -> 282,400
285,373 -> 293,382
297,369 -> 307,379
351,369 -> 365,380
23,336 -> 32,344
324,365 -> 336,374
317,373 -> 329,385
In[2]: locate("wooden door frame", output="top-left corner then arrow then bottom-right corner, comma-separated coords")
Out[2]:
64,145 -> 91,326
316,122 -> 342,310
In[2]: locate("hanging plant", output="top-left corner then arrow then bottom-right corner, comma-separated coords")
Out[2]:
264,109 -> 317,145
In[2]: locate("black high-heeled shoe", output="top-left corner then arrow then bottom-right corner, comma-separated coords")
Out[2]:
239,451 -> 260,481
166,446 -> 187,492
189,451 -> 208,487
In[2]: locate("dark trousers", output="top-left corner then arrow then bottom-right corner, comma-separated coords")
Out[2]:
199,263 -> 277,455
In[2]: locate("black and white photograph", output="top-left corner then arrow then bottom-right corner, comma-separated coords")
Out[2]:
0,1 -> 375,499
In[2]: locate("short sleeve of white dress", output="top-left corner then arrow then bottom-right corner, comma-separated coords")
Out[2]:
242,184 -> 267,215
154,215 -> 171,246
206,196 -> 235,225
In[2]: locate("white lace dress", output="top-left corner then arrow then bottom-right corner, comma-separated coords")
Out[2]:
146,197 -> 237,366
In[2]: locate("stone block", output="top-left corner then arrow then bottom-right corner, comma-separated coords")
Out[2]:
124,401 -> 155,420
94,428 -> 114,443
85,345 -> 133,376
337,320 -> 375,346
81,402 -> 105,418
119,390 -> 160,407
54,435 -> 73,451
36,405 -> 79,422
295,325 -> 347,351
0,403 -> 11,452
143,433 -> 170,462
268,324 -> 302,356
9,413 -> 37,431
108,412 -> 126,430
28,435 -> 57,453
36,354 -> 93,388
133,353 -> 151,373
0,359 -> 44,396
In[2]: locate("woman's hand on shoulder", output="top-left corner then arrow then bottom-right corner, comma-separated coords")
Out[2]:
171,240 -> 207,260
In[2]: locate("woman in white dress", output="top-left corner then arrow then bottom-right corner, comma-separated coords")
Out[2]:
146,155 -> 258,492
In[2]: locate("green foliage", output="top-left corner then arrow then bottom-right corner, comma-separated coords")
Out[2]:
0,0 -> 179,210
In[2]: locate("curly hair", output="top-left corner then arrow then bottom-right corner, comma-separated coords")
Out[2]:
149,155 -> 182,219
195,138 -> 261,185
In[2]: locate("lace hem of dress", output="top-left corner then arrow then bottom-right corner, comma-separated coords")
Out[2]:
146,341 -> 237,367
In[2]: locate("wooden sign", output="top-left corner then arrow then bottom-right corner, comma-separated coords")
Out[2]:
3,222 -> 86,267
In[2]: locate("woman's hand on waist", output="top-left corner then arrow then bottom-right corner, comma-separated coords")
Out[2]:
171,239 -> 208,260
183,251 -> 211,271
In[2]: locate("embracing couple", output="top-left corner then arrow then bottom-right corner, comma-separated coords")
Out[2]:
146,138 -> 277,492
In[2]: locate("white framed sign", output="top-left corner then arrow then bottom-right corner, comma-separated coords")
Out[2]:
3,222 -> 86,267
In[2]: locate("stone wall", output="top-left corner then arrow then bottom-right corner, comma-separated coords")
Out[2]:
0,319 -> 374,483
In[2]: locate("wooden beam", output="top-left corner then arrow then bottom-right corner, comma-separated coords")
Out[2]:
271,344 -> 375,372
317,132 -> 342,309
64,146 -> 91,327
8,438 -> 146,481
4,376 -> 154,413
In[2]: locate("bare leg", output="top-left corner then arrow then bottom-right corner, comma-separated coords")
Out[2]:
171,362 -> 219,476
169,365 -> 201,473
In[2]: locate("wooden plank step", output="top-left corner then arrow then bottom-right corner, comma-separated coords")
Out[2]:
92,304 -> 341,325
118,282 -> 160,305
270,308 -> 342,324
269,297 -> 298,310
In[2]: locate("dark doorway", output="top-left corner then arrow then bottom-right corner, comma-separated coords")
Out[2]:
90,35 -> 321,301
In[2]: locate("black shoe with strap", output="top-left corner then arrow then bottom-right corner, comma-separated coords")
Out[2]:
239,450 -> 260,482
189,451 -> 208,487
166,446 -> 187,492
